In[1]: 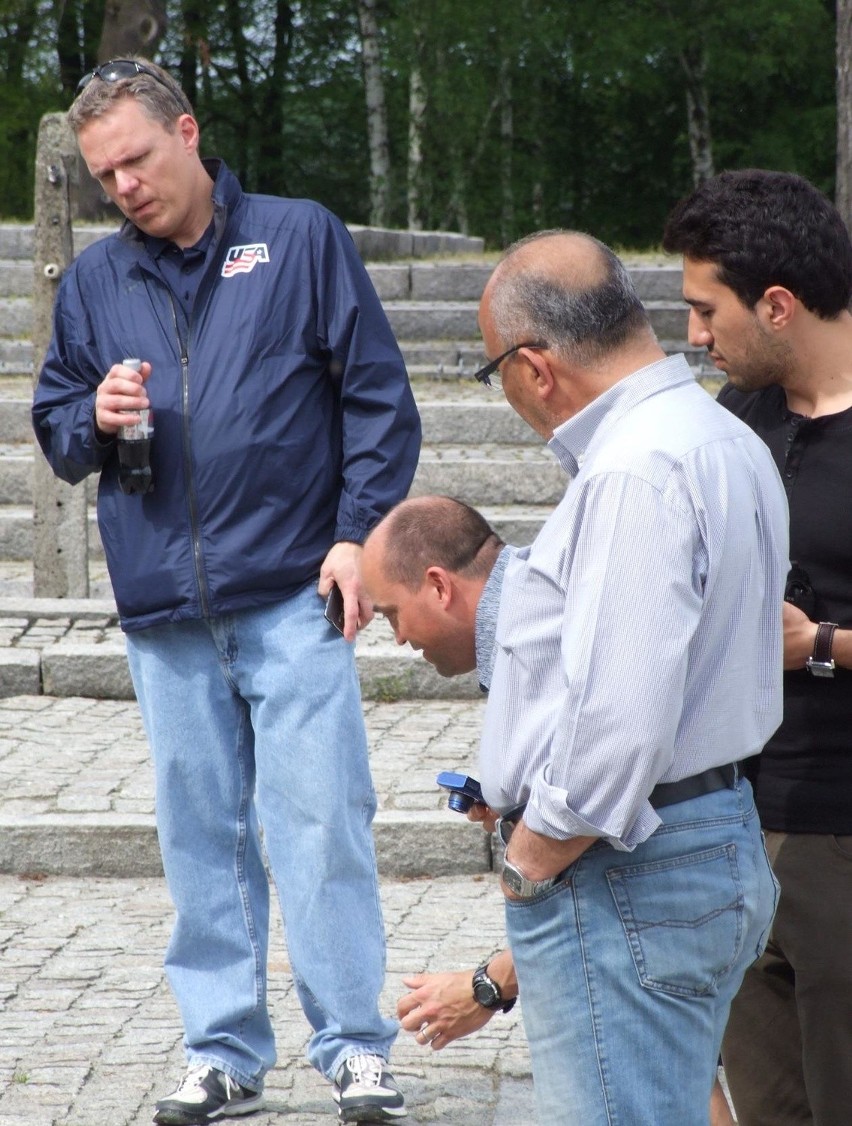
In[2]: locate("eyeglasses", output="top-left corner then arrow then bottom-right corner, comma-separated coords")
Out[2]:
473,342 -> 547,388
76,59 -> 172,95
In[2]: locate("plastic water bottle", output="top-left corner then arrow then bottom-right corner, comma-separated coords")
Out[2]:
117,357 -> 154,495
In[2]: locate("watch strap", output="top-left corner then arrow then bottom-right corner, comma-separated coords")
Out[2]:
472,963 -> 516,1013
806,621 -> 838,677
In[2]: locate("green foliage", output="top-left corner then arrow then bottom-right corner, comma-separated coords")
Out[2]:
0,0 -> 839,247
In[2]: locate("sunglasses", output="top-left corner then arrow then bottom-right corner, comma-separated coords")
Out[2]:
76,59 -> 172,95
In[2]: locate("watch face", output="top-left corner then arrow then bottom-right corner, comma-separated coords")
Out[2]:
473,978 -> 500,1007
501,862 -> 525,896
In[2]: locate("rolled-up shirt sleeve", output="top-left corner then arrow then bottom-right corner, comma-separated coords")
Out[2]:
485,471 -> 702,849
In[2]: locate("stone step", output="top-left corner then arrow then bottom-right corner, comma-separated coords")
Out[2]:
0,222 -> 685,298
0,449 -> 32,504
3,293 -> 690,346
0,259 -> 32,298
0,221 -> 485,262
0,600 -> 485,703
411,444 -> 563,506
0,558 -> 114,598
0,298 -> 31,338
381,298 -> 689,343
0,692 -> 495,879
0,395 -> 31,442
0,500 -> 550,565
0,388 -> 543,447
2,440 -> 561,509
0,334 -> 713,381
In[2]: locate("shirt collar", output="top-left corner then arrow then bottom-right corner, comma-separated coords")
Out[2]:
547,353 -> 696,476
145,216 -> 217,262
475,545 -> 514,692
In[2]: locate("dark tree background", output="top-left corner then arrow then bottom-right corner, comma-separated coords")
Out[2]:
0,0 -> 840,247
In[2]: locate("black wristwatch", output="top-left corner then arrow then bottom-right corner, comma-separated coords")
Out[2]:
472,962 -> 516,1013
806,621 -> 838,678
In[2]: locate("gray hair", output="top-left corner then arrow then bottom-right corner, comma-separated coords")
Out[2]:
67,56 -> 194,134
490,230 -> 651,367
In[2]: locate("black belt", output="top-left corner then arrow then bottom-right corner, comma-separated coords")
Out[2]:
649,763 -> 737,809
499,763 -> 739,839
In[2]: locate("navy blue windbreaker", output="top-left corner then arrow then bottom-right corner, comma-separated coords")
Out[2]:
32,161 -> 421,631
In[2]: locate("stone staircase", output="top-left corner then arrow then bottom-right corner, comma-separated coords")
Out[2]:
0,222 -> 713,703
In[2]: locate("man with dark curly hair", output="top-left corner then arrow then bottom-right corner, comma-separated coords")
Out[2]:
664,168 -> 852,1126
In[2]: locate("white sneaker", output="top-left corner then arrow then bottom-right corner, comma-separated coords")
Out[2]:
333,1054 -> 406,1122
153,1063 -> 264,1124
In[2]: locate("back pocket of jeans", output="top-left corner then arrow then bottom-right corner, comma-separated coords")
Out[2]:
606,843 -> 744,997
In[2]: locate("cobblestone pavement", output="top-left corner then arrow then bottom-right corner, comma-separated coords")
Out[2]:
0,695 -> 486,823
0,872 -> 532,1126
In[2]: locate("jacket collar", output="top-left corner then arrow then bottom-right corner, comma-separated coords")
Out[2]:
116,157 -> 242,252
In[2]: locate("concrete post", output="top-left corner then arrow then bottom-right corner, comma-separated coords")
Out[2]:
32,112 -> 89,598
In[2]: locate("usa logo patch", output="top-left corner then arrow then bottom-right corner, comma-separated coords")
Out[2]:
221,243 -> 270,277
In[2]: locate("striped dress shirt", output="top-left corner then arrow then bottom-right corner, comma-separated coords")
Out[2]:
479,354 -> 789,850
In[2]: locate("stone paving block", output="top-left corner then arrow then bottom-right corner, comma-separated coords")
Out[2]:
41,642 -> 134,699
373,811 -> 491,877
0,815 -> 162,877
0,650 -> 40,698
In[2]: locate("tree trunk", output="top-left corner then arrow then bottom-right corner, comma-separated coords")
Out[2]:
97,0 -> 167,60
75,0 -> 168,220
407,27 -> 426,231
499,57 -> 514,246
32,114 -> 89,598
256,0 -> 294,196
440,91 -> 501,232
837,0 -> 852,229
357,0 -> 391,227
679,40 -> 715,186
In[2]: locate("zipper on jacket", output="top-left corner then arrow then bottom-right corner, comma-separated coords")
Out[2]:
169,296 -> 211,618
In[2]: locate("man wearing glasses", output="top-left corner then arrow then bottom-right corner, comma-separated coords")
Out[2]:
452,230 -> 785,1123
32,57 -> 419,1126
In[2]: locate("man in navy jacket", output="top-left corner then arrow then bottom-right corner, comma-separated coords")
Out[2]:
33,57 -> 420,1126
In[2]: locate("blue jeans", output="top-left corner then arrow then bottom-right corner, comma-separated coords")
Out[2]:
125,585 -> 397,1090
505,779 -> 778,1125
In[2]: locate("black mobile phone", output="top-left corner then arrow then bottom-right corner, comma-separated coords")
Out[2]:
324,583 -> 345,633
436,770 -> 485,814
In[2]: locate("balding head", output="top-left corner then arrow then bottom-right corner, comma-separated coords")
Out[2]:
483,230 -> 653,370
362,497 -> 503,677
370,496 -> 503,589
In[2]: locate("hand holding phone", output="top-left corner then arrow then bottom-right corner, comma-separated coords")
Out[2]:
324,583 -> 345,634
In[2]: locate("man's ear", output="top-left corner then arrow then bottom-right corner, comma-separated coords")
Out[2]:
424,565 -> 454,608
178,113 -> 201,153
760,285 -> 796,330
522,348 -> 556,400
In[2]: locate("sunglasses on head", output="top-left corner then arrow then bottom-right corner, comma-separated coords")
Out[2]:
76,59 -> 172,95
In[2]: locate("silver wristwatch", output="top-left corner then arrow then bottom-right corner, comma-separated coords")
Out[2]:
496,815 -> 562,899
500,855 -> 561,899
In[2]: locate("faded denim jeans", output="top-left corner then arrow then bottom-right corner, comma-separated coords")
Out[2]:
506,778 -> 778,1125
126,584 -> 397,1090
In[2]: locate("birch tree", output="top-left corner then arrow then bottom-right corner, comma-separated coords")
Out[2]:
407,22 -> 426,231
837,0 -> 852,229
680,38 -> 715,185
356,0 -> 390,226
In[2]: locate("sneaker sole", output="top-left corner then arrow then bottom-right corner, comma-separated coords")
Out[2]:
153,1093 -> 264,1125
338,1106 -> 407,1123
212,1092 -> 265,1118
